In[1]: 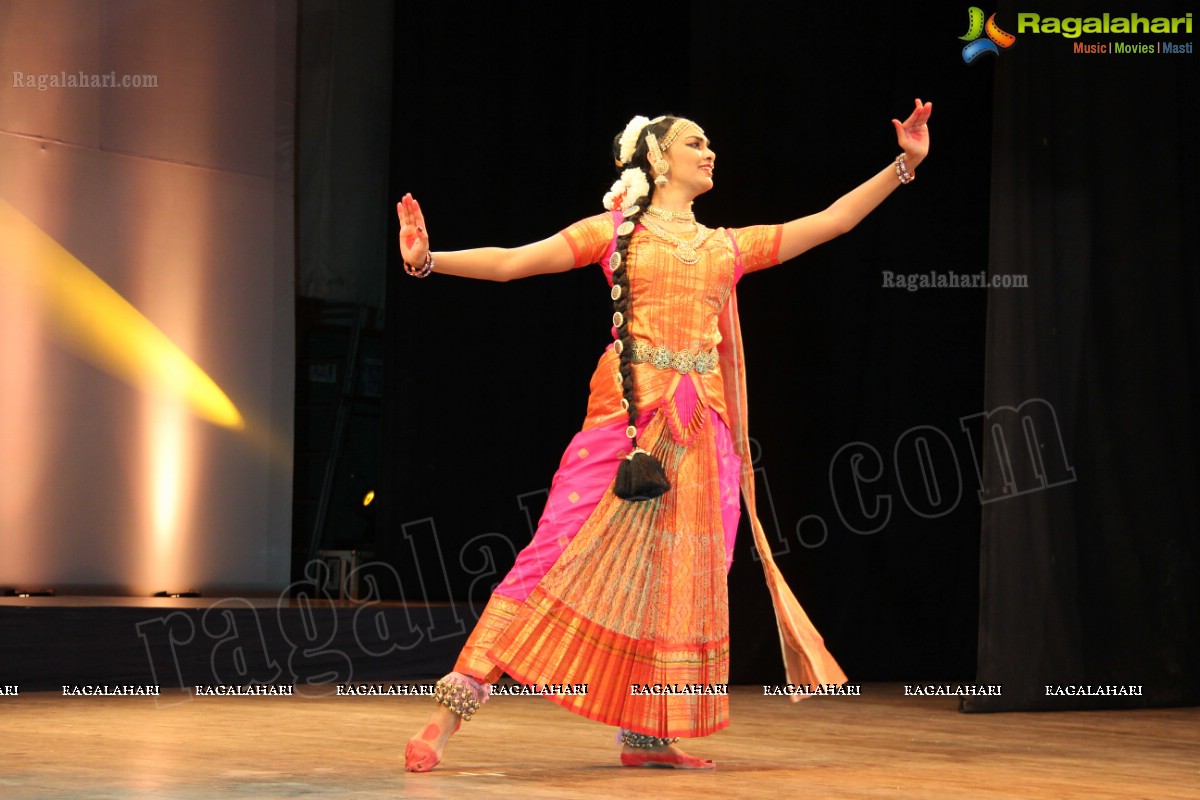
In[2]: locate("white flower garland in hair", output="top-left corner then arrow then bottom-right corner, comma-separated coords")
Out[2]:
617,115 -> 651,166
602,168 -> 651,213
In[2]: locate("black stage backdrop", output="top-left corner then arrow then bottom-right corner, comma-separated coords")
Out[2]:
963,0 -> 1199,712
364,1 -> 1197,700
376,2 -> 988,685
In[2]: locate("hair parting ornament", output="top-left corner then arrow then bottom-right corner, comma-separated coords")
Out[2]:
614,115 -> 699,168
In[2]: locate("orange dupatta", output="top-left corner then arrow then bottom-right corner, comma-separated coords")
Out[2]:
716,239 -> 849,697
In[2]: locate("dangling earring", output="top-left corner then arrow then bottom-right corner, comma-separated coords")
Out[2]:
646,133 -> 669,187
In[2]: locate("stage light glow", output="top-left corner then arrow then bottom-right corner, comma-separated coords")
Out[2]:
149,389 -> 187,558
0,197 -> 244,430
362,490 -> 375,507
0,243 -> 48,564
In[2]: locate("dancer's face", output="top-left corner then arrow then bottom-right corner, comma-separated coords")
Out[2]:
664,127 -> 715,195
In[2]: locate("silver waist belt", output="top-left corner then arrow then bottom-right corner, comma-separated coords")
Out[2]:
630,340 -> 718,375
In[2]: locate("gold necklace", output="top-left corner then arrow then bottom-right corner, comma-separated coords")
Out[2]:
645,205 -> 696,223
639,217 -> 710,264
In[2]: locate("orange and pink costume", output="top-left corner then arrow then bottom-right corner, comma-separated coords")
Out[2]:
451,213 -> 847,739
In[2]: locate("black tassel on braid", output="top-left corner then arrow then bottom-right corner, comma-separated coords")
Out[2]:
610,117 -> 680,502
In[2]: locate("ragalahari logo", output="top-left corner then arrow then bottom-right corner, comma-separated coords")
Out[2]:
960,7 -> 1017,63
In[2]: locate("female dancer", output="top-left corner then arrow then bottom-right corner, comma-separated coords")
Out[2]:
397,100 -> 932,771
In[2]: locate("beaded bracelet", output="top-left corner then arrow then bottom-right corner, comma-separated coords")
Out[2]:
404,251 -> 434,278
895,153 -> 914,185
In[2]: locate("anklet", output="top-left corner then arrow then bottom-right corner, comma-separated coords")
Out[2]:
433,673 -> 491,721
620,729 -> 679,749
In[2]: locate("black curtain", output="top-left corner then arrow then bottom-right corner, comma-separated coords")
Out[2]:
296,0 -> 394,307
964,0 -> 1200,711
375,1 -> 993,683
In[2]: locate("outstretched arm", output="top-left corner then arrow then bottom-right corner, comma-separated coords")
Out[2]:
776,99 -> 932,263
397,193 -> 576,282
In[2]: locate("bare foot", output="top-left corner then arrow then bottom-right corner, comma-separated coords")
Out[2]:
620,741 -> 715,769
405,706 -> 461,772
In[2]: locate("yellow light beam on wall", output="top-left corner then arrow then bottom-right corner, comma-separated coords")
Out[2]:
0,197 -> 244,430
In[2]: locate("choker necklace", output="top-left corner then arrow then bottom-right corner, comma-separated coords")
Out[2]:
639,217 -> 710,264
645,205 -> 696,223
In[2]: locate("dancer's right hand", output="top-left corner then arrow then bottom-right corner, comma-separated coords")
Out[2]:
397,193 -> 429,267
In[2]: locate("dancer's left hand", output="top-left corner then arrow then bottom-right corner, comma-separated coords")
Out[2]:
892,98 -> 932,169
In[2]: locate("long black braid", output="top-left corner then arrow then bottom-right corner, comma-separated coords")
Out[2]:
609,117 -> 680,501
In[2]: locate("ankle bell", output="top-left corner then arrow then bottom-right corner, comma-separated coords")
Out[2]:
620,729 -> 680,749
432,672 -> 491,721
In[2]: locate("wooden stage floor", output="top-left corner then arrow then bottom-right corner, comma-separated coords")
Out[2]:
0,685 -> 1195,799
